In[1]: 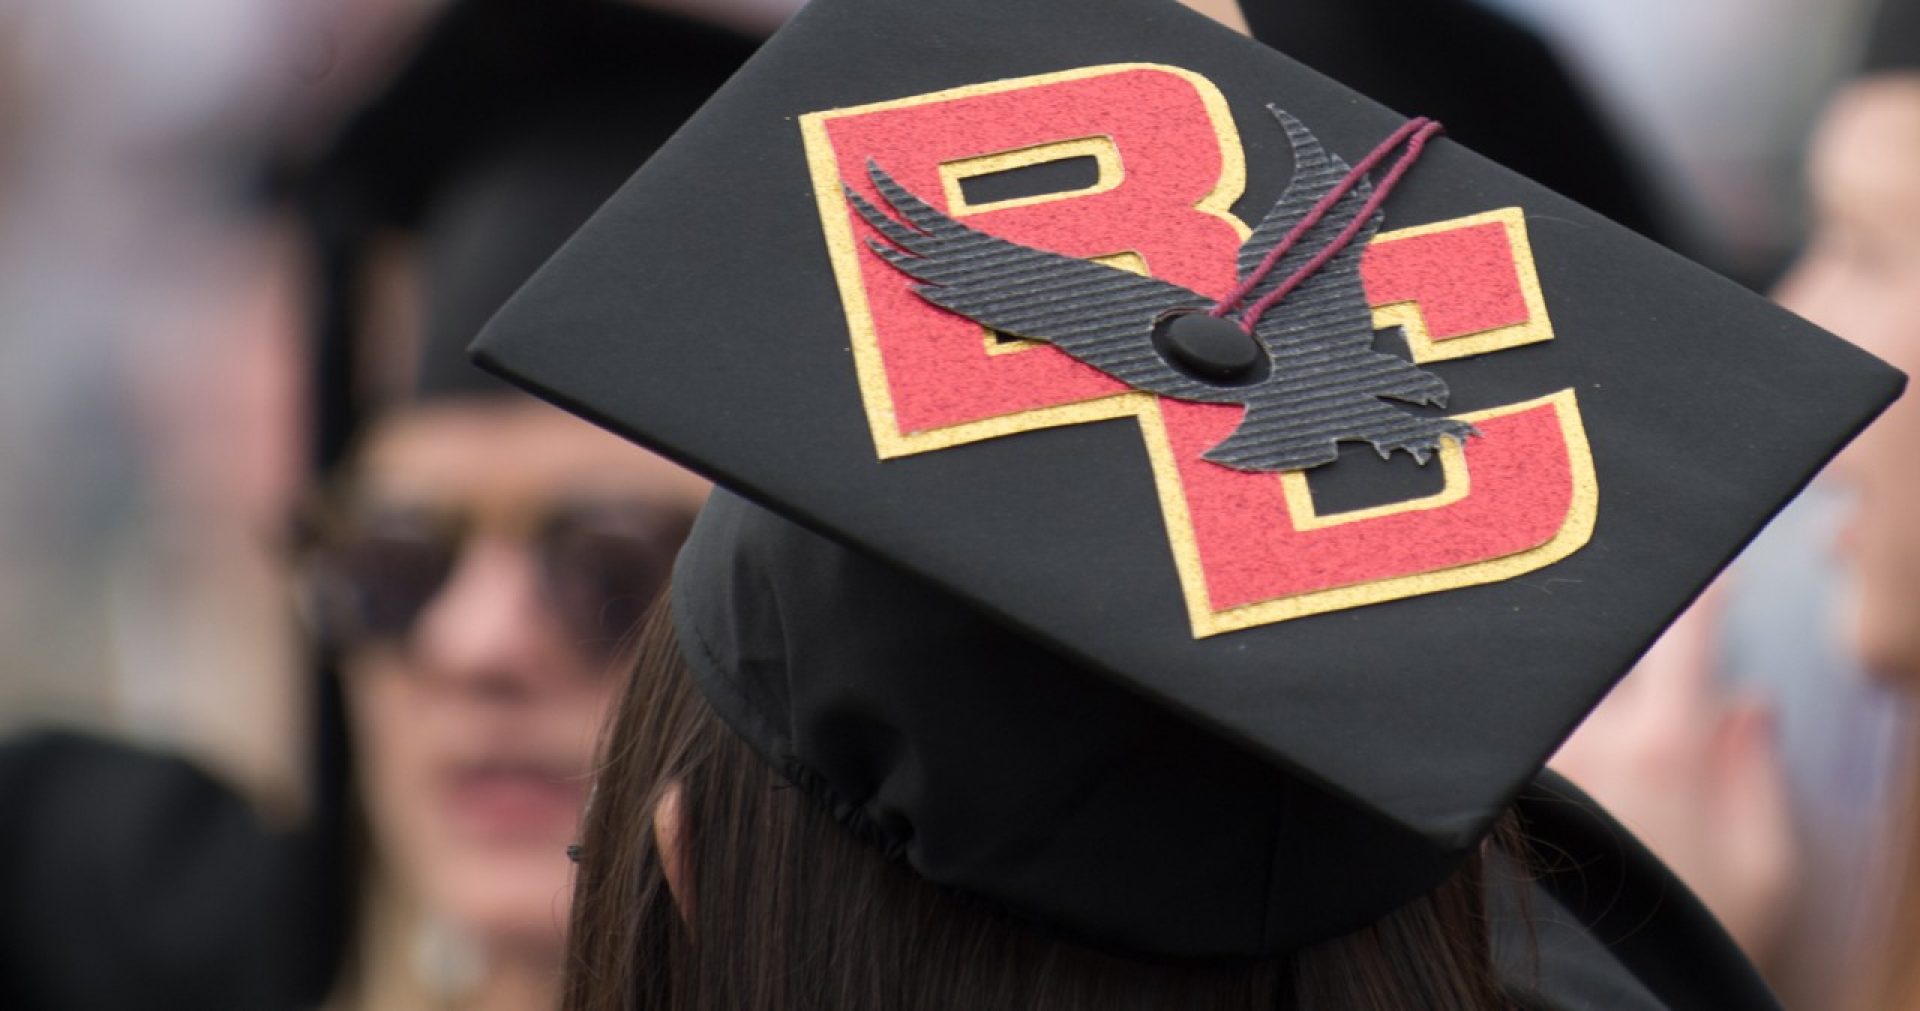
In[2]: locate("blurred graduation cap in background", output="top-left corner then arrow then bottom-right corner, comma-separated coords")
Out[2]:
469,0 -> 1899,1005
300,0 -> 760,466
2,2 -> 760,1006
287,0 -> 755,1000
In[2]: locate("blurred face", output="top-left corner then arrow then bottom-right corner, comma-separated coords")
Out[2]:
328,399 -> 708,953
1777,76 -> 1920,679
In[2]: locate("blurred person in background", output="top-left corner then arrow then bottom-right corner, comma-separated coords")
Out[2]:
1771,1 -> 1920,1006
1553,2 -> 1920,1008
1,0 -> 755,1007
295,0 -> 754,1006
0,0 -> 447,819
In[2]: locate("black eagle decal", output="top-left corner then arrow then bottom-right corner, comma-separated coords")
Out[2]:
846,108 -> 1475,474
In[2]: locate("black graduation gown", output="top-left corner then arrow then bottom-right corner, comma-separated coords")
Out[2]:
0,730 -> 332,1010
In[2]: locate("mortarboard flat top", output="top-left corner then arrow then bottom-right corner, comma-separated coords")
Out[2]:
476,0 -> 1900,965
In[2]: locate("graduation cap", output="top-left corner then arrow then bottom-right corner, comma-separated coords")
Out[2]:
299,0 -> 759,442
472,0 -> 1900,1001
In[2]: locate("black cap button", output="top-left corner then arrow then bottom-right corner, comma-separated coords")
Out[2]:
1154,310 -> 1265,383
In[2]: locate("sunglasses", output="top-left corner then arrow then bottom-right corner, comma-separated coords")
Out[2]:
294,494 -> 695,659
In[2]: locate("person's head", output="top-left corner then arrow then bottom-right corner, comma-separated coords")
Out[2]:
563,602 -> 1516,1011
544,491 -> 1782,1011
291,0 -> 755,974
1776,72 -> 1920,680
312,396 -> 706,953
464,1 -> 1878,1006
1770,8 -> 1920,1006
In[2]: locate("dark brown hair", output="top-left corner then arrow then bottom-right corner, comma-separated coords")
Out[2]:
563,602 -> 1524,1011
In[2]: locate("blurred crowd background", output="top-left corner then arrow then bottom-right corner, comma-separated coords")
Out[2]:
0,0 -> 1907,1007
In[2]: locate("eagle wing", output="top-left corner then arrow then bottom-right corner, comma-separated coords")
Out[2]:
1198,108 -> 1470,472
847,162 -> 1241,404
1236,107 -> 1376,294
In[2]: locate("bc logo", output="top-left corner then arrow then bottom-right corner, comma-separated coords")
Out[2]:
800,64 -> 1596,636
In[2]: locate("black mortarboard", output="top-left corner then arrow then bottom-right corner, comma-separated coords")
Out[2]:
1864,0 -> 1920,73
472,0 -> 1898,999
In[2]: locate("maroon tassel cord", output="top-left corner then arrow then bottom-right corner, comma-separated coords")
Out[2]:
1211,117 -> 1445,334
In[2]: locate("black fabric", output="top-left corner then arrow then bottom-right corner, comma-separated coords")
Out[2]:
0,731 -> 319,1011
673,489 -> 1451,957
301,0 -> 759,404
415,122 -> 673,400
1239,0 -> 1682,252
1864,0 -> 1920,73
1494,885 -> 1667,1010
1514,771 -> 1782,1011
472,0 -> 1901,983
